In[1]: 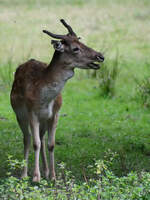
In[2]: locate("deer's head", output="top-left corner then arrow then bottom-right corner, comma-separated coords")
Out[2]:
43,19 -> 104,70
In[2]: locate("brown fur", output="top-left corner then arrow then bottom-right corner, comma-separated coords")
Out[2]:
11,59 -> 62,111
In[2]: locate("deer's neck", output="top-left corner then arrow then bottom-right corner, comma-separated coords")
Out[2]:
41,52 -> 74,102
46,51 -> 74,84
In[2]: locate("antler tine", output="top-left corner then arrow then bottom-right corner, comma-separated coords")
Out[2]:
43,30 -> 66,40
60,19 -> 77,37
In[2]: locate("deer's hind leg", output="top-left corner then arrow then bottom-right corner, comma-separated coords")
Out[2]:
16,111 -> 31,178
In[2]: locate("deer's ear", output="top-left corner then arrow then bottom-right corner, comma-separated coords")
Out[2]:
51,40 -> 64,52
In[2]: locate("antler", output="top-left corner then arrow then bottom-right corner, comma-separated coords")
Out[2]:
60,19 -> 77,36
43,19 -> 77,39
43,30 -> 66,40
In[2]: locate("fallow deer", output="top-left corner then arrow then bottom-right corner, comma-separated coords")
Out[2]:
10,19 -> 104,182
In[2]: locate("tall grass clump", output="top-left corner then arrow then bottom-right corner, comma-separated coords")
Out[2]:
0,50 -> 33,90
135,75 -> 150,107
83,52 -> 120,98
0,58 -> 15,89
97,55 -> 119,98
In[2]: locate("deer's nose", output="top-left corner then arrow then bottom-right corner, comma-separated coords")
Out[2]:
96,54 -> 104,62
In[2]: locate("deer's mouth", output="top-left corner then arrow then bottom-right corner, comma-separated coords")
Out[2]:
88,62 -> 100,70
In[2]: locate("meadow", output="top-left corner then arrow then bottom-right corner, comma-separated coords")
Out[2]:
0,0 -> 150,199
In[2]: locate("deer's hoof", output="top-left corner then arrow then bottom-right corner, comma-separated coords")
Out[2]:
43,168 -> 49,179
33,173 -> 41,182
21,172 -> 28,179
50,174 -> 56,182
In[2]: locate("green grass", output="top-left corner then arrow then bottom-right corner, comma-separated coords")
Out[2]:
1,78 -> 150,180
0,0 -> 150,186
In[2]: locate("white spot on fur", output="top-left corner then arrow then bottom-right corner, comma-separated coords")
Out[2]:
38,101 -> 54,120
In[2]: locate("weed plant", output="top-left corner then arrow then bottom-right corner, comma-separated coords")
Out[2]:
1,153 -> 150,200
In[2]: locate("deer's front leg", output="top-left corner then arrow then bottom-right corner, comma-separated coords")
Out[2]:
30,113 -> 41,182
48,114 -> 58,180
40,129 -> 49,179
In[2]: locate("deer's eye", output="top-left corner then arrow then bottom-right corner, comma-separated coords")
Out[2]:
72,47 -> 80,52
